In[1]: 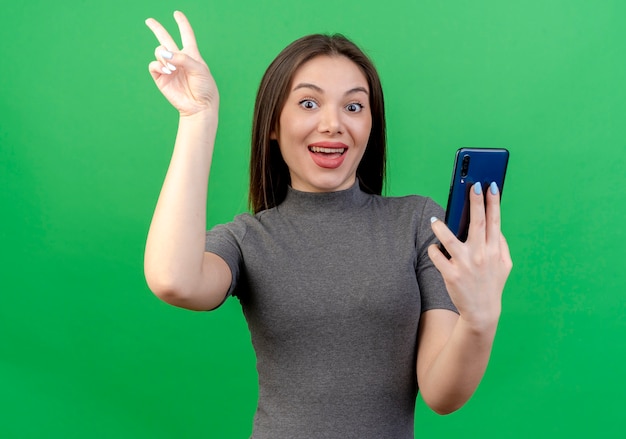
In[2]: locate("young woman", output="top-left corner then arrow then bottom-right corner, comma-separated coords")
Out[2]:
144,11 -> 512,439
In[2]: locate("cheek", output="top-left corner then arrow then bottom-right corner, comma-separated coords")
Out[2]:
281,118 -> 315,146
355,118 -> 373,146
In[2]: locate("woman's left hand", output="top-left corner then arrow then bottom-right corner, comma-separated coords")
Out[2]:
428,182 -> 513,331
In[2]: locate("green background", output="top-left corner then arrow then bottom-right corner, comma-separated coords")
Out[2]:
1,0 -> 624,437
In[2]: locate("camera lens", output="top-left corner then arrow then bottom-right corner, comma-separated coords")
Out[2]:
461,155 -> 470,177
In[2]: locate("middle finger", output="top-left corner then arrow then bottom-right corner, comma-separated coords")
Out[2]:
145,17 -> 180,52
467,182 -> 486,244
485,181 -> 502,246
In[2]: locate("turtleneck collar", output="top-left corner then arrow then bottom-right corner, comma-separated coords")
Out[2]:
276,180 -> 371,214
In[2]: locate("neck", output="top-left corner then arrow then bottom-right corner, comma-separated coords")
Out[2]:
277,180 -> 370,214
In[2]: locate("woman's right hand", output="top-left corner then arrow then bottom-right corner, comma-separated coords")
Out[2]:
145,11 -> 218,117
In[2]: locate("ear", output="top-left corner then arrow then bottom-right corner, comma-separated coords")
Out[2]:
270,130 -> 277,140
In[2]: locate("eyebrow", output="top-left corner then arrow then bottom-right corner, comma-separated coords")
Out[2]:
292,82 -> 369,96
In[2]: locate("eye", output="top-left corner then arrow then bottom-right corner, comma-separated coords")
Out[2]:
346,102 -> 364,113
299,99 -> 319,110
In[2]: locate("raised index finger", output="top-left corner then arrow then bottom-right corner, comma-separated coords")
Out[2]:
145,17 -> 180,52
173,11 -> 199,51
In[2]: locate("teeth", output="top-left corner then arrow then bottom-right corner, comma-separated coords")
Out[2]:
310,146 -> 345,154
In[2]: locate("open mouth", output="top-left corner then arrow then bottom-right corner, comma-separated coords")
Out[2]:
308,146 -> 346,156
307,143 -> 348,169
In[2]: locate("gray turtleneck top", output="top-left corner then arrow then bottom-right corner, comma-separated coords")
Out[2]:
204,183 -> 457,439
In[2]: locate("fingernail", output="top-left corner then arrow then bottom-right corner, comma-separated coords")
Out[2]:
490,181 -> 499,195
430,216 -> 438,223
166,62 -> 176,71
161,66 -> 172,75
160,49 -> 173,60
473,182 -> 482,195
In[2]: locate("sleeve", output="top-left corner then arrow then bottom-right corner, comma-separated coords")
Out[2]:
204,214 -> 249,298
415,197 -> 459,314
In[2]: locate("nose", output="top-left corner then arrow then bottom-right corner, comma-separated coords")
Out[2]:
318,106 -> 343,135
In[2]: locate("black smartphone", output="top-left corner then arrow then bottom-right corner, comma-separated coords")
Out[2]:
440,148 -> 509,256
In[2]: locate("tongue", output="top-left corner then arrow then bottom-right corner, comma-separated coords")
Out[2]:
309,149 -> 346,169
314,151 -> 342,158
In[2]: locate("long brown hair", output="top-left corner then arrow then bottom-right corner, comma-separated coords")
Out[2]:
249,34 -> 386,213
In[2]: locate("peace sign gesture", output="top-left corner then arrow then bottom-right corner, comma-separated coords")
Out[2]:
145,11 -> 218,117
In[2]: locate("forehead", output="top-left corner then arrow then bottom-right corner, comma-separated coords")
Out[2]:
290,55 -> 369,91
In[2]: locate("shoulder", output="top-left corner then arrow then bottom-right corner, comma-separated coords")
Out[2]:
206,208 -> 280,241
367,193 -> 444,220
206,212 -> 256,243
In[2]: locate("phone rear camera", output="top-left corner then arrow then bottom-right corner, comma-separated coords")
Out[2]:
461,155 -> 470,178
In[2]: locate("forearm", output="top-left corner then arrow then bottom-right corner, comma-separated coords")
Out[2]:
144,111 -> 217,300
417,312 -> 499,415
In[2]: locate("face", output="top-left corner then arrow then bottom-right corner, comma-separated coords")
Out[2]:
272,55 -> 372,193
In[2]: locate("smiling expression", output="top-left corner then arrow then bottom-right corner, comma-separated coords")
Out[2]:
272,55 -> 373,193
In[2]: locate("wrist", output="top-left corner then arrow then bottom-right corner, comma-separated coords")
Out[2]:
178,110 -> 218,137
457,309 -> 500,337
180,108 -> 218,124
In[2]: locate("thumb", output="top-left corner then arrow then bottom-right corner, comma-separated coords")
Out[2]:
155,47 -> 207,73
